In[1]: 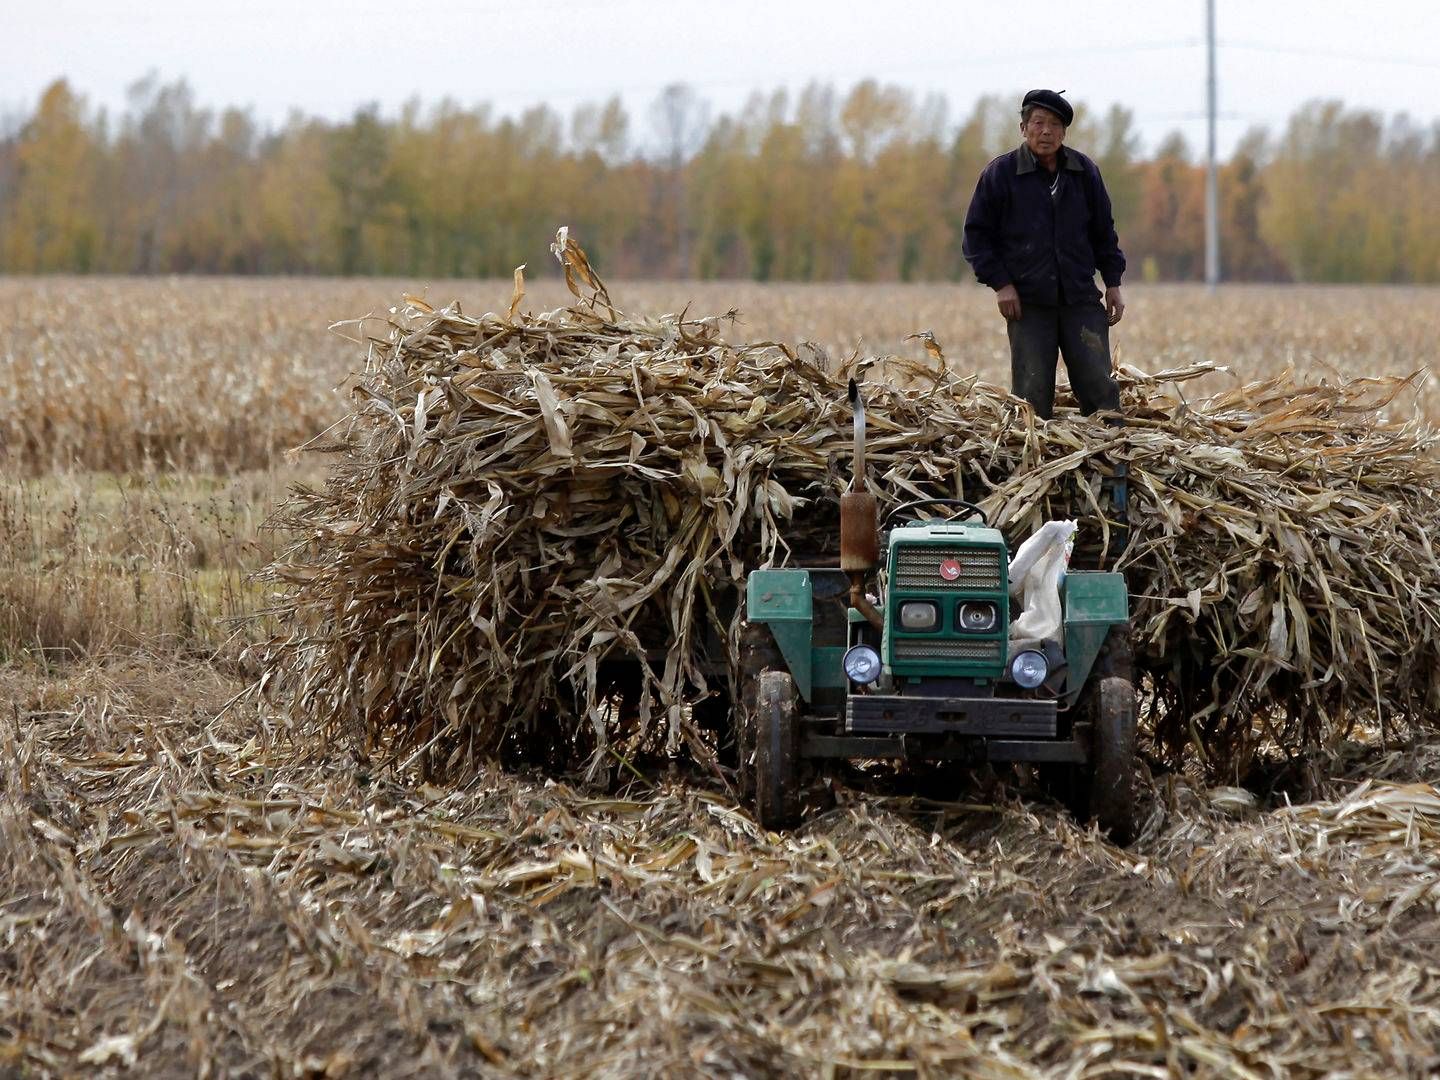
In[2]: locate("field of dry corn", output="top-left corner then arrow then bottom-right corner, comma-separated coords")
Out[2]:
3,276 -> 1440,1077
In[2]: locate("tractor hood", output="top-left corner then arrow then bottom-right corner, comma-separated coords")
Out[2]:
883,521 -> 1011,679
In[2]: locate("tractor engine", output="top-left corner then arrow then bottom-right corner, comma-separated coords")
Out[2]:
880,522 -> 1010,683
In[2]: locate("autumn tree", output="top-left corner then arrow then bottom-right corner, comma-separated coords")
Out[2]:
649,84 -> 710,276
255,115 -> 343,273
328,106 -> 400,275
0,80 -> 100,271
1217,129 -> 1288,281
2,76 -> 1437,284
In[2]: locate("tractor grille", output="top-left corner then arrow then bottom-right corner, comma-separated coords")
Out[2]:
892,639 -> 1005,664
892,546 -> 1004,591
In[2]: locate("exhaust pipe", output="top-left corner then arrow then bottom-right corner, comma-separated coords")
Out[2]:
841,380 -> 883,629
847,380 -> 866,493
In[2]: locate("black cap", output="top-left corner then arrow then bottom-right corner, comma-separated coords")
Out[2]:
1021,89 -> 1073,127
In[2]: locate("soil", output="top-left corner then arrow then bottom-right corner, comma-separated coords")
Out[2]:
3,659 -> 1439,1078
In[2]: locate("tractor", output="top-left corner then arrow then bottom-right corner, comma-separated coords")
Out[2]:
737,381 -> 1138,841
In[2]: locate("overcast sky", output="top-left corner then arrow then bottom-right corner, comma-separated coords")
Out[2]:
5,0 -> 1438,157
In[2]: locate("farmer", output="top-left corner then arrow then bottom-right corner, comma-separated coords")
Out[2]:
962,89 -> 1126,420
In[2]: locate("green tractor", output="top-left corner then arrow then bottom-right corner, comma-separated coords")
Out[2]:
738,382 -> 1138,841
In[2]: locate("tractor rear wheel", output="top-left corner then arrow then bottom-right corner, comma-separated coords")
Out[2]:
1088,674 -> 1138,844
736,622 -> 782,801
752,670 -> 802,829
1048,626 -> 1138,844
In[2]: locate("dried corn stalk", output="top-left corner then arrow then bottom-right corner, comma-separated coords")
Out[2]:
258,231 -> 1440,780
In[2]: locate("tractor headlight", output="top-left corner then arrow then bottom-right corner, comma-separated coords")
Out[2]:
1010,649 -> 1049,689
957,601 -> 998,632
843,644 -> 882,685
897,601 -> 939,631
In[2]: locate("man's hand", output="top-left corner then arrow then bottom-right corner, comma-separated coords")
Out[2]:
1105,285 -> 1125,326
995,284 -> 1022,321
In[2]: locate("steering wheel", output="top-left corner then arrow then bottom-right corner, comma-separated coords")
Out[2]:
882,498 -> 989,529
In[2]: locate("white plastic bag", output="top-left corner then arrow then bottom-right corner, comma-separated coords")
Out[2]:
1007,520 -> 1076,645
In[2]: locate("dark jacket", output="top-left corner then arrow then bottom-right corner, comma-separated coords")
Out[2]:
962,144 -> 1125,306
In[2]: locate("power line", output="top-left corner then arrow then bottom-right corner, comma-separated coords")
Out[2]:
543,36 -> 1437,106
435,37 -> 1439,115
1221,40 -> 1440,70
460,39 -> 1207,106
1135,111 -> 1277,123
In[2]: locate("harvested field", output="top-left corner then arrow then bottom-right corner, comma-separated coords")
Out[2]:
3,272 -> 1440,1076
5,660 -> 1440,1077
2,277 -> 1438,474
1,471 -> 288,661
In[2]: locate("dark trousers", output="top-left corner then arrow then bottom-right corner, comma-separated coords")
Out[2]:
1006,299 -> 1121,419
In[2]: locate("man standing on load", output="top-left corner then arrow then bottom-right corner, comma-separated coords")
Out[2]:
963,89 -> 1125,420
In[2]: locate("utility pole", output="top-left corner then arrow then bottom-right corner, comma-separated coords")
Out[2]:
1204,0 -> 1220,288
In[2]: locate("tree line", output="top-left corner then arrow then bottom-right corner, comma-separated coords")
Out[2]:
3,75 -> 1438,283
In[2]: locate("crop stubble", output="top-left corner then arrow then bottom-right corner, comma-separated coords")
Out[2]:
4,661 -> 1440,1076
2,275 -> 1438,475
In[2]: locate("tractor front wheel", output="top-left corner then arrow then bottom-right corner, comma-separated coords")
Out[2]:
752,670 -> 802,829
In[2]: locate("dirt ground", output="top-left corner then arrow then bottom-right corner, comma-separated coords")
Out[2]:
4,658 -> 1439,1079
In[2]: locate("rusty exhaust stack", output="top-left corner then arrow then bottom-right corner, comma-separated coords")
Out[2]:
841,380 -> 883,630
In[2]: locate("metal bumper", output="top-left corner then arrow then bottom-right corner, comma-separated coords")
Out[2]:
846,693 -> 1056,738
797,693 -> 1086,764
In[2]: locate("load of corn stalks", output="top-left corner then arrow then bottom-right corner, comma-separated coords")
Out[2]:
259,229 -> 1440,781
